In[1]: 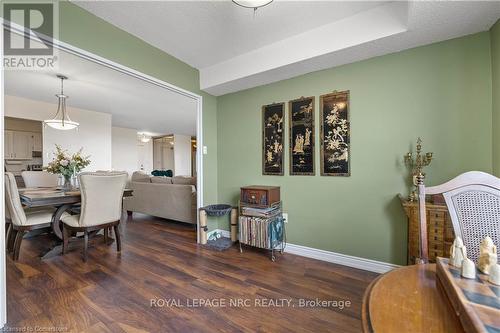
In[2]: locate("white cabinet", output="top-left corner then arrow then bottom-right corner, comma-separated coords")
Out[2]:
4,131 -> 34,160
4,130 -> 14,159
31,132 -> 42,151
12,131 -> 32,159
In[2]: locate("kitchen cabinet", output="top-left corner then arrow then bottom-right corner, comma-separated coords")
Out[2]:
31,132 -> 42,151
4,130 -> 14,159
4,130 -> 34,160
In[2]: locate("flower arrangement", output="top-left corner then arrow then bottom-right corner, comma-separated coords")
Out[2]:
44,145 -> 91,183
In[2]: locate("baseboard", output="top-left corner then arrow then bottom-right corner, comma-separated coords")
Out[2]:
285,243 -> 400,274
210,229 -> 398,274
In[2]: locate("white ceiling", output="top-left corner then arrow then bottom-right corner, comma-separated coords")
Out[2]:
74,0 -> 500,96
4,37 -> 197,136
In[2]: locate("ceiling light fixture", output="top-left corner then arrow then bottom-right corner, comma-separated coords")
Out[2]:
232,0 -> 273,11
43,75 -> 79,131
139,133 -> 151,143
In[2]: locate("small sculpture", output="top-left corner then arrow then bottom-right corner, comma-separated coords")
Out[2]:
488,264 -> 500,285
478,236 -> 498,275
461,257 -> 476,279
450,237 -> 467,268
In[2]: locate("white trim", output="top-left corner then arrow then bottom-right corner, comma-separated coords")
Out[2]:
208,229 -> 398,274
285,243 -> 399,274
0,20 -> 6,329
1,18 -> 206,326
2,19 -> 205,241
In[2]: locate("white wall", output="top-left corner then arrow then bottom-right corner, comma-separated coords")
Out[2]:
5,95 -> 112,171
173,134 -> 192,176
138,139 -> 153,174
111,126 -> 154,176
111,127 -> 138,177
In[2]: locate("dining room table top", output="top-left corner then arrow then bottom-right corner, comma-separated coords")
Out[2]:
19,187 -> 133,208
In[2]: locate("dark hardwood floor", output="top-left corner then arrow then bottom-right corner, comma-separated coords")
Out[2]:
5,214 -> 378,333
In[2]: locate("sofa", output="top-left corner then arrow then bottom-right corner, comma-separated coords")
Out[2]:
123,171 -> 197,224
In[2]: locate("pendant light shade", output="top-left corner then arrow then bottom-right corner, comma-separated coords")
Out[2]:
44,75 -> 79,131
139,133 -> 151,143
232,0 -> 273,9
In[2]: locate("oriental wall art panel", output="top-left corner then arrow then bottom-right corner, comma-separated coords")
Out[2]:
289,96 -> 315,175
262,103 -> 285,175
320,90 -> 350,176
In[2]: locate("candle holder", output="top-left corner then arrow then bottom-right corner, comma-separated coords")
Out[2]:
404,137 -> 433,201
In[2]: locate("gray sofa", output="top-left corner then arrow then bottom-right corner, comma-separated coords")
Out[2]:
123,171 -> 197,224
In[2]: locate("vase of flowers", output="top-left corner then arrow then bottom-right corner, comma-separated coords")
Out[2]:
44,145 -> 91,190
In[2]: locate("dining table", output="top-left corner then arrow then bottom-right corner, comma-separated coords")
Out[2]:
18,187 -> 133,258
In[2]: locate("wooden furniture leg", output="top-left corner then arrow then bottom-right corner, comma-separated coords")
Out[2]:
5,224 -> 12,252
13,230 -> 26,261
113,224 -> 121,252
104,227 -> 108,245
62,225 -> 69,255
8,229 -> 18,253
83,231 -> 88,262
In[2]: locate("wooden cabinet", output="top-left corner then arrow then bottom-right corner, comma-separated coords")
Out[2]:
240,185 -> 280,207
4,130 -> 36,160
400,195 -> 455,264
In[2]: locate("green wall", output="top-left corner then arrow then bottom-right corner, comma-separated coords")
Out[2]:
491,20 -> 500,176
217,33 -> 493,265
56,3 -> 220,229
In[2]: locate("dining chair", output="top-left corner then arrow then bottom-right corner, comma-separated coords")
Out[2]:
4,172 -> 66,260
418,171 -> 500,263
61,172 -> 127,262
21,171 -> 59,188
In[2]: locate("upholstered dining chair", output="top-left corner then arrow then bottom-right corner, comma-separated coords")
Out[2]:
4,172 -> 66,260
61,172 -> 127,262
418,171 -> 500,264
21,171 -> 59,188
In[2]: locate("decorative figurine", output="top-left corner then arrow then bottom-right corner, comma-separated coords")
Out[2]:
404,137 -> 433,201
488,264 -> 500,285
461,257 -> 476,279
450,237 -> 467,268
478,236 -> 498,275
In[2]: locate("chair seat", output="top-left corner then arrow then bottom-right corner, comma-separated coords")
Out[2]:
23,207 -> 69,226
61,214 -> 80,227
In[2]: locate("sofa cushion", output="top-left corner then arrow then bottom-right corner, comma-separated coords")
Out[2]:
172,176 -> 196,186
151,176 -> 173,184
131,171 -> 151,183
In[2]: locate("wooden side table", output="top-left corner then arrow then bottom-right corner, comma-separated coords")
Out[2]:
362,264 -> 464,333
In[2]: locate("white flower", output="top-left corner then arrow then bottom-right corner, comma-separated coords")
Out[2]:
60,159 -> 69,166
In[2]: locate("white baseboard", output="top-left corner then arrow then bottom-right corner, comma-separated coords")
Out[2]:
285,243 -> 400,274
211,229 -> 398,274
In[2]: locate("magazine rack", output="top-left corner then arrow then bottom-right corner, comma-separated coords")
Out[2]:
238,201 -> 285,261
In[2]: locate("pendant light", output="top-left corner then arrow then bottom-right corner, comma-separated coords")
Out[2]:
43,75 -> 79,130
139,133 -> 151,143
232,0 -> 273,10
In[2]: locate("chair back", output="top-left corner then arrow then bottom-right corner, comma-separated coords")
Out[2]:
78,172 -> 127,227
21,171 -> 59,188
4,172 -> 27,226
419,171 -> 500,263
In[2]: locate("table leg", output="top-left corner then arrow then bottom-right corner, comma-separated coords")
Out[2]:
51,204 -> 74,240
